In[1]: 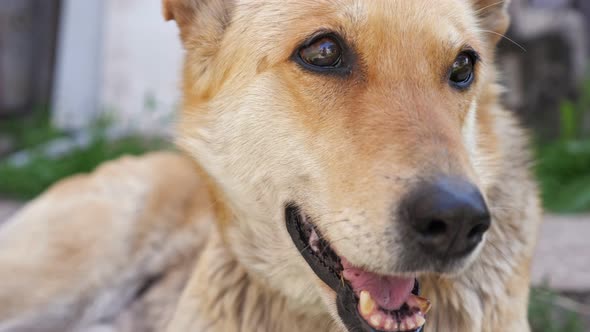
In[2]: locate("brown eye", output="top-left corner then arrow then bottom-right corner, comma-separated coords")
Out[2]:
299,36 -> 343,68
449,52 -> 476,89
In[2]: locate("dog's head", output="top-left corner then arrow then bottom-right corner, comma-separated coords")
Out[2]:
165,1 -> 510,331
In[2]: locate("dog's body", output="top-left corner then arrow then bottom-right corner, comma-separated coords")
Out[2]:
0,1 -> 541,331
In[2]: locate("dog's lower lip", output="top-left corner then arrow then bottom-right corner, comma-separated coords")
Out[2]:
285,205 -> 429,332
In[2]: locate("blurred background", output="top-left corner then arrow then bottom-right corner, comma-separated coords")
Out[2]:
0,0 -> 589,331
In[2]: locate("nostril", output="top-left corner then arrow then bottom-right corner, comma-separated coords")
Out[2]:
402,176 -> 491,257
467,221 -> 490,239
422,219 -> 447,237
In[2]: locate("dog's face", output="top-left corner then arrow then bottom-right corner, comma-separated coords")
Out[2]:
165,0 -> 510,331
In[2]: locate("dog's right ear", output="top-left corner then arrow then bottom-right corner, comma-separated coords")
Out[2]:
162,0 -> 232,48
471,0 -> 511,46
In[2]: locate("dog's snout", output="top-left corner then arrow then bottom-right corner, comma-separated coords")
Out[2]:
403,177 -> 491,258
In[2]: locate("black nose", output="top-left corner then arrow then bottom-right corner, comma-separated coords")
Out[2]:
403,177 -> 491,258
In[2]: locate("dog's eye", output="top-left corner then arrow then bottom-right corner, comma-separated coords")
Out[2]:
299,36 -> 343,68
449,52 -> 476,89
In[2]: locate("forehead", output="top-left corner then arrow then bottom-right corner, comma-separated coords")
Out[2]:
234,0 -> 483,56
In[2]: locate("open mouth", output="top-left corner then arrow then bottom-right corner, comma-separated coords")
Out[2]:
286,206 -> 431,332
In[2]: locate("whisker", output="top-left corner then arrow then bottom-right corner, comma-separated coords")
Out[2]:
480,29 -> 526,52
311,210 -> 345,218
319,218 -> 351,229
475,0 -> 506,14
318,236 -> 352,257
296,241 -> 314,256
486,241 -> 516,269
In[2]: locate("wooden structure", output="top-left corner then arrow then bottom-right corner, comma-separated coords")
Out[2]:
0,0 -> 60,117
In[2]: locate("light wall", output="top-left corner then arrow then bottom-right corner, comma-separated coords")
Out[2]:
52,0 -> 184,136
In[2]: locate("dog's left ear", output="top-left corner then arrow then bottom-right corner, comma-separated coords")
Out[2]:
471,0 -> 511,45
162,0 -> 232,49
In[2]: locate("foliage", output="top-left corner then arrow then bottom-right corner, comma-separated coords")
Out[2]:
0,106 -> 62,151
0,112 -> 169,199
535,78 -> 590,213
0,136 -> 168,199
536,139 -> 590,213
529,288 -> 585,332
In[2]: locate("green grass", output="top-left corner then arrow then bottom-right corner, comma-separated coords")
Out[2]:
0,107 -> 63,151
535,139 -> 590,213
529,288 -> 585,332
534,76 -> 590,214
0,111 -> 169,199
0,136 -> 169,199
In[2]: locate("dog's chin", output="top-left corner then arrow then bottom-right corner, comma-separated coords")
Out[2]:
285,205 -> 431,332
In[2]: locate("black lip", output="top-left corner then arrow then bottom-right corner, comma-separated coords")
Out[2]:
285,205 -> 424,332
285,205 -> 344,291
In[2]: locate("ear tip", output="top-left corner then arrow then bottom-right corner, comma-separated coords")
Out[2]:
164,12 -> 175,21
162,0 -> 175,21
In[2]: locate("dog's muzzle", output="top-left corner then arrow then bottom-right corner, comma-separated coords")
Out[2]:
285,205 -> 431,332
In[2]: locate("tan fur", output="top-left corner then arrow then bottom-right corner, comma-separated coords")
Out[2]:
0,153 -> 212,331
0,1 -> 541,331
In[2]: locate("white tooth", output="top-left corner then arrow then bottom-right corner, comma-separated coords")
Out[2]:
369,313 -> 383,328
360,291 -> 376,316
421,300 -> 432,314
400,321 -> 409,331
415,315 -> 426,327
405,319 -> 416,331
384,317 -> 395,331
309,229 -> 320,252
407,295 -> 432,314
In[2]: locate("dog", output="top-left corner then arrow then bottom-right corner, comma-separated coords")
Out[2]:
0,0 -> 541,331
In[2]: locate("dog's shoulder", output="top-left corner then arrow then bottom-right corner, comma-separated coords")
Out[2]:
0,152 -> 213,331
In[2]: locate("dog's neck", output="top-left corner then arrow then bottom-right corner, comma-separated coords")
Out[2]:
187,229 -> 338,332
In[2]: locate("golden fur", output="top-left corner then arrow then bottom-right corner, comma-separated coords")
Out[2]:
0,1 -> 541,331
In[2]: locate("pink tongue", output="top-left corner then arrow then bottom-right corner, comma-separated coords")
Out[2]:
341,258 -> 415,311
